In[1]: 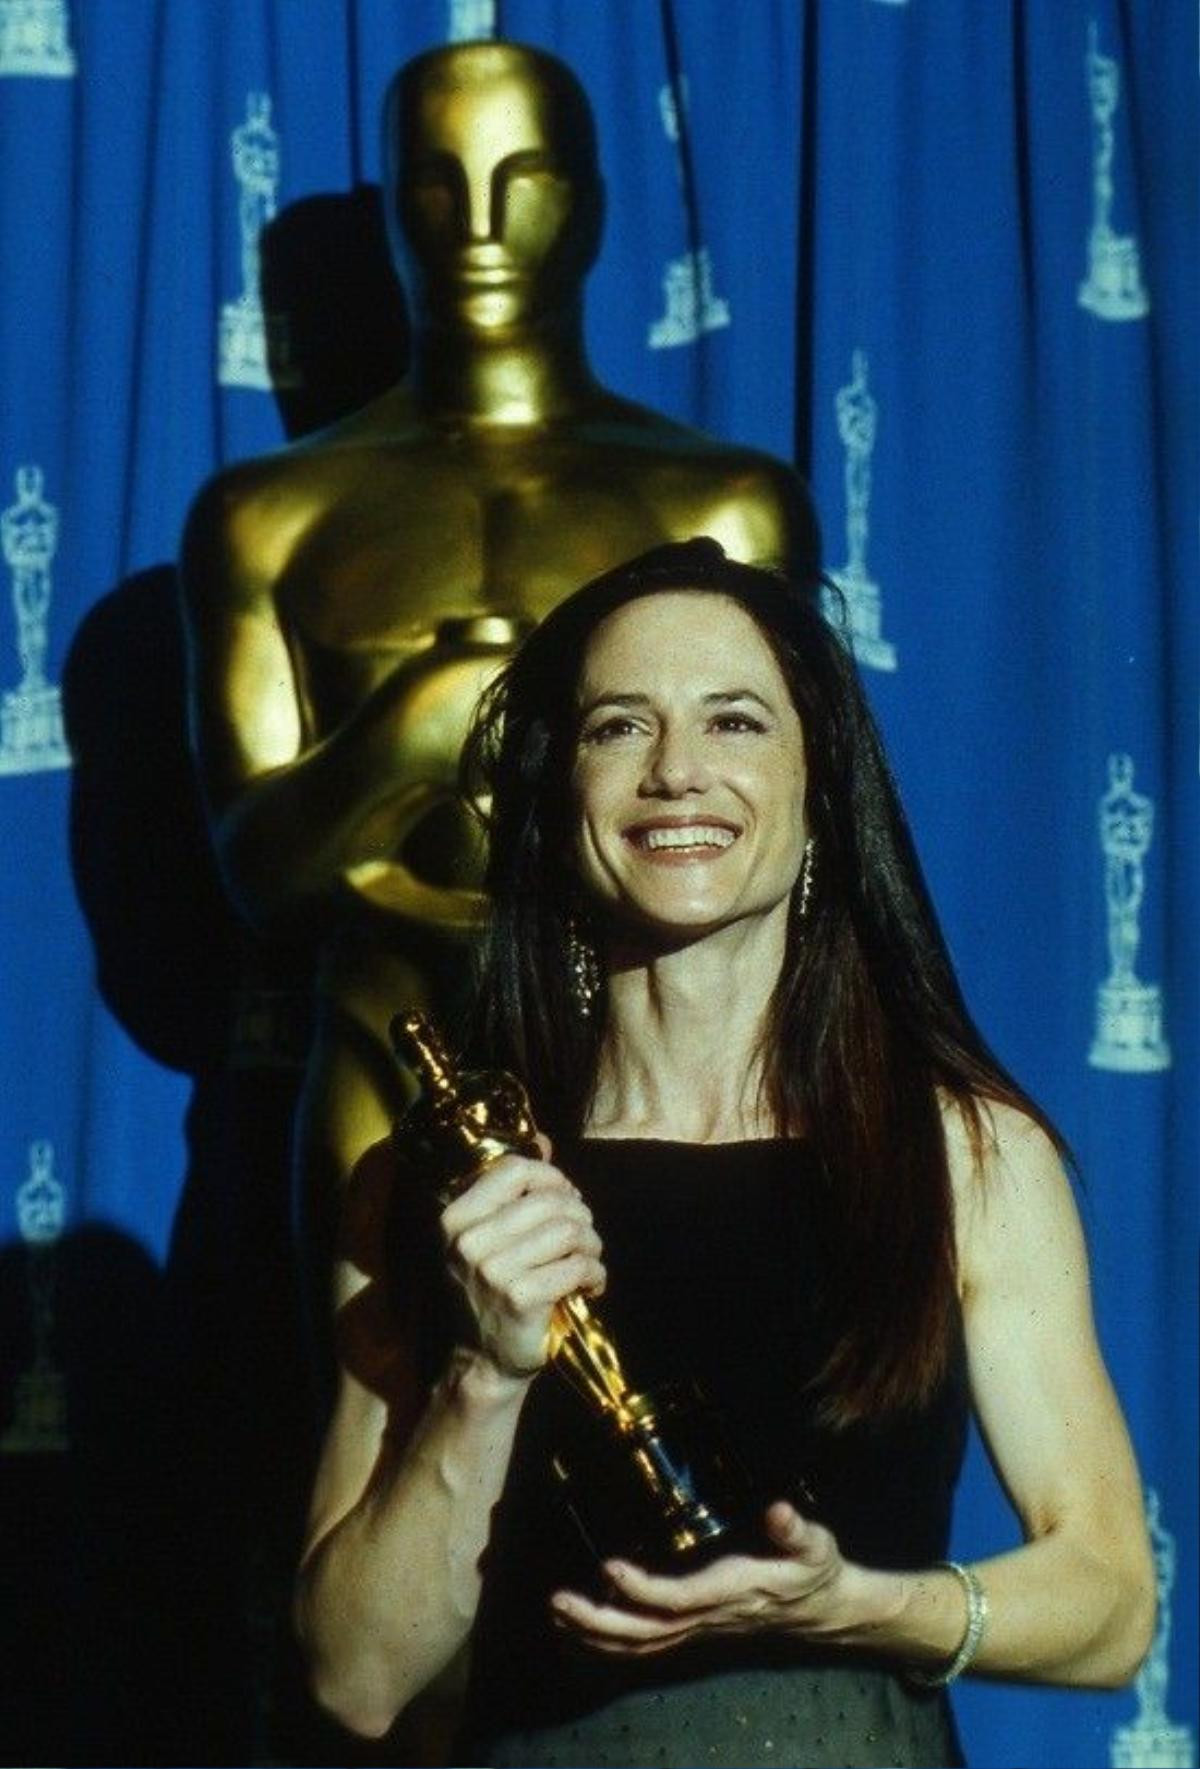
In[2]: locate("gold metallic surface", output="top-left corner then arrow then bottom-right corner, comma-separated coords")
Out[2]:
393,1013 -> 726,1557
180,38 -> 816,1253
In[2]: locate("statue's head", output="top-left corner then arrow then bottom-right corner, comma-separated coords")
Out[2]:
382,41 -> 604,334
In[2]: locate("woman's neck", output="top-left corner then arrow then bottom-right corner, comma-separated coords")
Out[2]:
587,914 -> 788,1143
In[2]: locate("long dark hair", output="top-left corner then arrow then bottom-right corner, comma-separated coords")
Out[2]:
462,538 -> 1065,1424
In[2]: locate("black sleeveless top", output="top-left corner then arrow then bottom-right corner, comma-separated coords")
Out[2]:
462,1138 -> 969,1759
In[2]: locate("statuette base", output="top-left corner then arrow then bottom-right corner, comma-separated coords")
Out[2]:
1111,1722 -> 1194,1769
1079,235 -> 1150,321
0,684 -> 69,773
1089,979 -> 1170,1072
824,570 -> 897,672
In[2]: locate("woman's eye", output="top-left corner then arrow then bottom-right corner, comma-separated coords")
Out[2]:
581,717 -> 640,745
710,712 -> 766,734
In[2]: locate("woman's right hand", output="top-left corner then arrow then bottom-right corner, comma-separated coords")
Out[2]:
439,1153 -> 606,1379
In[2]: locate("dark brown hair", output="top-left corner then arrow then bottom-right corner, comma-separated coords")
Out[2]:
462,538 -> 1066,1425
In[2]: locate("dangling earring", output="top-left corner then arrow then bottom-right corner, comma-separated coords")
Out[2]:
797,836 -> 816,920
566,913 -> 601,1018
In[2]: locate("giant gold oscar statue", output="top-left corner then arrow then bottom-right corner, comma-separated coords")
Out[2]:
181,39 -> 816,1249
180,39 -> 815,1756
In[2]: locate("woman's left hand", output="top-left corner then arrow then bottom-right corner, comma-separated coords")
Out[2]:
550,1501 -> 854,1657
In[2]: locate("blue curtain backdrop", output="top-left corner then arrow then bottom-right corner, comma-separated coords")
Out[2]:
1,2 -> 1195,1766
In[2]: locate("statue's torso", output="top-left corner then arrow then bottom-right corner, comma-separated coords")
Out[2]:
254,418 -> 795,735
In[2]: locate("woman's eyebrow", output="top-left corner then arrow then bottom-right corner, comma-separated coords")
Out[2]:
577,688 -> 778,715
576,691 -> 653,716
703,689 -> 775,709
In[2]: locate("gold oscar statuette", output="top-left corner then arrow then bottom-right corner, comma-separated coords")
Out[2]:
391,1011 -> 751,1563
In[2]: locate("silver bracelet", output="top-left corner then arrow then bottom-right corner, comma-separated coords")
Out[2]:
906,1560 -> 989,1688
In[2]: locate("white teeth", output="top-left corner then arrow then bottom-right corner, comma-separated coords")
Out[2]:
639,824 -> 736,851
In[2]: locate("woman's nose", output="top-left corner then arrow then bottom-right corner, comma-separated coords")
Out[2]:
641,729 -> 711,796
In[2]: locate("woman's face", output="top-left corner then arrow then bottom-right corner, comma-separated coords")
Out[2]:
570,592 -> 809,942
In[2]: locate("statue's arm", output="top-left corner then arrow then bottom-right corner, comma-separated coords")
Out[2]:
178,476 -> 412,933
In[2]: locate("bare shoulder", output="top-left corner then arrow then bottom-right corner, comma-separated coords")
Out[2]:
940,1094 -> 1081,1298
941,1092 -> 1066,1188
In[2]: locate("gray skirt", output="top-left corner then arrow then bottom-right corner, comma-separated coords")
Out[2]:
481,1661 -> 964,1768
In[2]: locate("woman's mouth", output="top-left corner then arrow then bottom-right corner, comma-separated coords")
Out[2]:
626,822 -> 739,855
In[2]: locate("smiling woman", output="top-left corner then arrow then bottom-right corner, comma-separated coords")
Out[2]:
570,592 -> 810,950
293,540 -> 1154,1768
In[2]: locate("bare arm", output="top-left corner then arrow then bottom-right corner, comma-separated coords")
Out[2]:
295,1152 -> 605,1739
934,1103 -> 1155,1682
297,1332 -> 530,1739
554,1105 -> 1155,1688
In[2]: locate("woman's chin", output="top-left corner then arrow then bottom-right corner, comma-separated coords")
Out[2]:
606,903 -> 751,958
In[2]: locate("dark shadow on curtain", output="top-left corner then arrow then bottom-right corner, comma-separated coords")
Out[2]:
47,182 -> 418,1765
63,566 -> 239,1073
56,569 -> 311,1762
53,607 -> 342,1768
260,183 -> 410,440
0,1225 -> 174,1765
